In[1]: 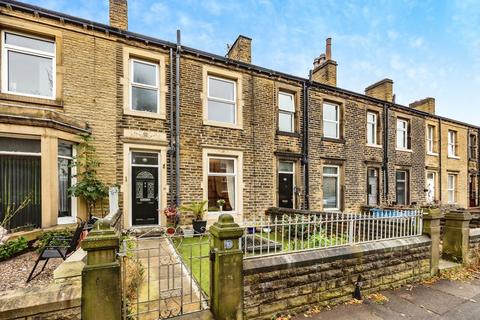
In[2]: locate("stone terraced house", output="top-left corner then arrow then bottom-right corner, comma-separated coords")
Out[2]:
0,0 -> 478,231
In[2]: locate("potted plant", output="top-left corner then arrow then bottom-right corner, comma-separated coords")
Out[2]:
163,206 -> 180,235
217,199 -> 225,213
181,200 -> 208,234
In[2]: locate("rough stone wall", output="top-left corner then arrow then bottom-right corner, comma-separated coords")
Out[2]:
243,237 -> 431,320
469,229 -> 480,263
227,36 -> 252,64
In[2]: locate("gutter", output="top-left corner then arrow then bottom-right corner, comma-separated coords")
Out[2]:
439,119 -> 442,203
382,103 -> 389,201
169,48 -> 174,205
302,74 -> 311,209
175,30 -> 181,207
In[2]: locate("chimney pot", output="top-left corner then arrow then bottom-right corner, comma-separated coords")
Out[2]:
326,37 -> 332,60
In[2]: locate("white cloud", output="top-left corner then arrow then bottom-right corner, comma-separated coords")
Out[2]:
410,37 -> 424,48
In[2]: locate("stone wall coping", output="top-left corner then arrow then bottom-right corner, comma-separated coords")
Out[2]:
470,228 -> 480,238
53,248 -> 87,281
0,282 -> 81,319
243,236 -> 431,275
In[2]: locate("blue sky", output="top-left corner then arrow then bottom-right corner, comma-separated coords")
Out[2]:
25,0 -> 480,125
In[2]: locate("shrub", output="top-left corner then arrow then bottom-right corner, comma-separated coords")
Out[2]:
33,229 -> 74,253
0,237 -> 28,260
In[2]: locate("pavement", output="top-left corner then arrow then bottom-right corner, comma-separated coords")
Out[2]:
293,278 -> 480,320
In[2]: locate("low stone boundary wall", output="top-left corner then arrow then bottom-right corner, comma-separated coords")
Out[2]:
243,236 -> 431,319
469,228 -> 480,264
0,282 -> 80,320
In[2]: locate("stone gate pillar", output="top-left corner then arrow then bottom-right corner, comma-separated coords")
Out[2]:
81,222 -> 121,320
422,207 -> 442,276
443,209 -> 472,263
210,214 -> 244,320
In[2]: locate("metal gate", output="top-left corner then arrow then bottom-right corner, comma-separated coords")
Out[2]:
120,232 -> 211,319
0,155 -> 41,230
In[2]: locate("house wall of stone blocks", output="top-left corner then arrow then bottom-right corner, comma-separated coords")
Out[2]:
0,0 -> 479,230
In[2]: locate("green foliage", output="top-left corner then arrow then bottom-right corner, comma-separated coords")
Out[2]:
0,237 -> 28,260
181,200 -> 208,221
68,135 -> 109,216
306,231 -> 348,248
0,194 -> 32,231
33,229 -> 74,253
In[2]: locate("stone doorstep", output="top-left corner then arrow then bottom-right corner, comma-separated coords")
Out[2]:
438,258 -> 462,273
0,282 -> 81,319
53,248 -> 87,282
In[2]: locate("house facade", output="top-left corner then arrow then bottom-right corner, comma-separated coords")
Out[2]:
0,0 -> 478,231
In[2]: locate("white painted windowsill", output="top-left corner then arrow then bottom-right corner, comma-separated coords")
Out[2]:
396,148 -> 413,153
366,144 -> 383,149
427,152 -> 439,157
448,155 -> 460,160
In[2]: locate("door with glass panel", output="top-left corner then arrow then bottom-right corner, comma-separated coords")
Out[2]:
367,168 -> 379,206
131,152 -> 159,226
58,141 -> 76,223
396,170 -> 408,205
278,162 -> 294,208
426,172 -> 436,204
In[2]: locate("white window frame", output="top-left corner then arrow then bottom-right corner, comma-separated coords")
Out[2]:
278,92 -> 295,133
396,119 -> 409,150
207,155 -> 238,214
322,165 -> 340,211
58,146 -> 77,225
1,30 -> 56,100
447,173 -> 457,204
448,130 -> 458,158
396,170 -> 409,205
366,111 -> 378,145
129,58 -> 160,114
469,134 -> 477,159
207,75 -> 237,125
323,102 -> 340,139
426,125 -> 437,155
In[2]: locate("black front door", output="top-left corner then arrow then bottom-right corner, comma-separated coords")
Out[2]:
279,173 -> 294,208
132,166 -> 158,225
469,175 -> 477,207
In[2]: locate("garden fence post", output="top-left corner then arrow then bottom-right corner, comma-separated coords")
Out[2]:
422,207 -> 442,276
210,213 -> 244,320
81,222 -> 121,320
443,209 -> 472,263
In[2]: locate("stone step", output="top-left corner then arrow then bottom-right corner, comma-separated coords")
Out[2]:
439,258 -> 462,273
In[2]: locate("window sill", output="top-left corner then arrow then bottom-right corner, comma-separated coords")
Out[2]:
277,130 -> 300,138
0,92 -> 63,108
396,148 -> 413,153
57,217 -> 76,225
203,120 -> 243,130
322,137 -> 345,144
427,152 -> 439,157
366,144 -> 383,149
124,109 -> 166,120
448,155 -> 461,160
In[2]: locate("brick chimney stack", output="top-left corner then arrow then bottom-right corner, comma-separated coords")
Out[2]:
311,38 -> 337,86
109,0 -> 128,30
410,97 -> 435,114
226,35 -> 252,64
365,79 -> 394,102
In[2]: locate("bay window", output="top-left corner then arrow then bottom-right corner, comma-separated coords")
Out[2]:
207,76 -> 236,124
2,31 -> 55,99
130,59 -> 159,113
278,92 -> 295,132
208,156 -> 237,212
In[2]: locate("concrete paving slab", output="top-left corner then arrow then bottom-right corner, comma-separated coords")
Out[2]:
393,285 -> 465,315
430,279 -> 480,300
440,293 -> 480,320
381,291 -> 440,319
299,304 -> 383,320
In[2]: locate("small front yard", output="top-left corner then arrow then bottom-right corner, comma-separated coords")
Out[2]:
173,236 -> 210,295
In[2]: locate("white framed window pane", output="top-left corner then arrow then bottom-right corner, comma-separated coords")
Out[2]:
132,152 -> 159,165
208,100 -> 235,123
132,87 -> 158,112
8,51 -> 53,97
367,123 -> 375,144
5,33 -> 54,53
209,158 -> 235,174
323,176 -> 338,209
324,121 -> 338,138
323,166 -> 338,175
279,112 -> 293,132
208,77 -> 234,101
0,137 -> 41,153
279,162 -> 294,172
397,130 -> 406,148
396,171 -> 407,205
279,92 -> 295,112
133,61 -> 157,86
323,104 -> 338,121
367,113 -> 376,123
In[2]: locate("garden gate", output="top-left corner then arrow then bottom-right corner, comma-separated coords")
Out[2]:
120,232 -> 211,319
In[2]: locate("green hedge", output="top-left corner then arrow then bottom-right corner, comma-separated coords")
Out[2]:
0,237 -> 28,260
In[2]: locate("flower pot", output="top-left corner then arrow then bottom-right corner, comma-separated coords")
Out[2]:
192,220 -> 207,234
166,227 -> 176,235
184,229 -> 194,238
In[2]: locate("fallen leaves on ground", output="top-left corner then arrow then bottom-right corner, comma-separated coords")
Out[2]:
366,293 -> 389,304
